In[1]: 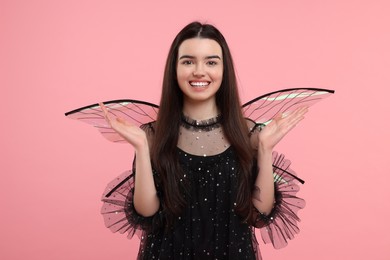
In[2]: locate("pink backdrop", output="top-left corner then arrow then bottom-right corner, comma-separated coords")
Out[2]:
1,0 -> 389,259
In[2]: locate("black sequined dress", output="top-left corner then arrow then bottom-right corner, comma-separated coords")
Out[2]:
101,117 -> 305,260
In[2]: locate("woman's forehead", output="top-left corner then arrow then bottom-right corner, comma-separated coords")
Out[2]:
178,38 -> 222,57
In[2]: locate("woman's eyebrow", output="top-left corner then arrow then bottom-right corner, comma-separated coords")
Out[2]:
179,55 -> 222,60
205,55 -> 221,60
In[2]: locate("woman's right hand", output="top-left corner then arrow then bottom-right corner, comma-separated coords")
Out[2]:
99,103 -> 148,151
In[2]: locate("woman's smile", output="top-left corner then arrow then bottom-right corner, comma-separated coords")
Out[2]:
189,81 -> 210,87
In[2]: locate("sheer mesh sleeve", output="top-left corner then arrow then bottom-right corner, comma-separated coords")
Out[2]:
100,122 -> 164,239
253,152 -> 305,249
248,120 -> 305,249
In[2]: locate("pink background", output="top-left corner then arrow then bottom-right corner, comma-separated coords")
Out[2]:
1,0 -> 389,259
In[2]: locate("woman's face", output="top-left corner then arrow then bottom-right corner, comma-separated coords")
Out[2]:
176,38 -> 223,105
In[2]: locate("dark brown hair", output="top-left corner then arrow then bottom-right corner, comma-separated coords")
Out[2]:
151,22 -> 255,224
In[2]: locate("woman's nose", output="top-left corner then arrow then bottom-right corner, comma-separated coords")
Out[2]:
192,64 -> 205,77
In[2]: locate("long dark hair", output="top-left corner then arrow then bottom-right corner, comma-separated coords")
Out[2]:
151,22 -> 255,224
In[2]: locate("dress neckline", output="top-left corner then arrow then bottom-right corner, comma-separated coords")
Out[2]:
180,113 -> 222,132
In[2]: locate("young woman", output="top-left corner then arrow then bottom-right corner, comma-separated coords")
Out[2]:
99,22 -> 308,259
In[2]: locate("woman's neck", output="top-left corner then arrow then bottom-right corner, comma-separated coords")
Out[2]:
182,99 -> 219,120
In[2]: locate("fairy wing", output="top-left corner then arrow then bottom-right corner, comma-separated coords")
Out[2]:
243,87 -> 334,183
65,99 -> 159,143
243,88 -> 334,248
243,87 -> 335,132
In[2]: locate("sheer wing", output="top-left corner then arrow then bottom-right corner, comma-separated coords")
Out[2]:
244,88 -> 334,184
65,99 -> 159,143
243,88 -> 334,133
244,89 -> 334,248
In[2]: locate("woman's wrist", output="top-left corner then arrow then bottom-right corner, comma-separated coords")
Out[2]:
257,142 -> 273,156
134,137 -> 150,155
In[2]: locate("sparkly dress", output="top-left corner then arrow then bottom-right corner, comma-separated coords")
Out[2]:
101,116 -> 305,260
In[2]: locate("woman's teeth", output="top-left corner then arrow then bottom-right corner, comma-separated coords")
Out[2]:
190,82 -> 209,87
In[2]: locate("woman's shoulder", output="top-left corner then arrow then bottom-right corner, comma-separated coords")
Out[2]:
140,121 -> 156,132
244,118 -> 260,150
244,118 -> 257,133
140,121 -> 156,148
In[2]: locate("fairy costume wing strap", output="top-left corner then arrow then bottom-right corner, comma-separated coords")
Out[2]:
65,99 -> 159,143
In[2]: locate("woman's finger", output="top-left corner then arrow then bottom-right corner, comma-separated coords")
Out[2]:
282,107 -> 308,124
99,102 -> 111,122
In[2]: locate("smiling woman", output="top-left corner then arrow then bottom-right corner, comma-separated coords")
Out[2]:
65,22 -> 333,260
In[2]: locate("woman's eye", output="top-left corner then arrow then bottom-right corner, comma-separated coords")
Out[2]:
182,60 -> 193,65
207,61 -> 218,66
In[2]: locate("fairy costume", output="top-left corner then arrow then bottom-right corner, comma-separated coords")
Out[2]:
65,88 -> 334,259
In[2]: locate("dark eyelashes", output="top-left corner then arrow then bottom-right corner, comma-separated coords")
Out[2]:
180,60 -> 219,65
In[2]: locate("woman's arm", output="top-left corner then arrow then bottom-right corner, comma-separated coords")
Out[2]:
133,140 -> 160,217
252,147 -> 275,215
99,103 -> 160,217
251,106 -> 308,215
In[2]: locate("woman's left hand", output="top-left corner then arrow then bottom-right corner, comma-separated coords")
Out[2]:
258,106 -> 308,152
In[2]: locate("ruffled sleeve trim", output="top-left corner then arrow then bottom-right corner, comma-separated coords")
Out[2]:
100,122 -> 163,239
100,170 -> 164,239
254,152 -> 306,249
